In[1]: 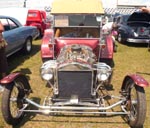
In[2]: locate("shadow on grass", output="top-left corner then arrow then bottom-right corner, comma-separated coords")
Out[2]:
11,68 -> 32,81
7,40 -> 41,73
127,43 -> 148,48
13,97 -> 41,128
136,72 -> 150,76
27,114 -> 127,125
121,115 -> 145,128
119,41 -> 148,49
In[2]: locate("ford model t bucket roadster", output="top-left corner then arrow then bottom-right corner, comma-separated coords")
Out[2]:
0,0 -> 149,127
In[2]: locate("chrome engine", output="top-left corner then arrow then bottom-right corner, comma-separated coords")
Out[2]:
57,44 -> 97,65
40,44 -> 112,100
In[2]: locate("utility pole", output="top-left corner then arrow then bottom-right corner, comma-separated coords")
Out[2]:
116,0 -> 118,10
24,0 -> 27,8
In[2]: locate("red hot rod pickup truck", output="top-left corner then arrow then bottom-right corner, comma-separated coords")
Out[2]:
0,0 -> 149,128
26,9 -> 51,37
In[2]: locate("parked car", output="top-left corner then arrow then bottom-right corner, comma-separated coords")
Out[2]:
25,9 -> 51,37
112,14 -> 129,41
117,11 -> 150,43
0,1 -> 148,128
0,15 -> 39,57
0,8 -> 51,38
114,14 -> 130,29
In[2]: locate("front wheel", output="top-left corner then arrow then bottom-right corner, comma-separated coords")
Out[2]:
117,33 -> 126,44
1,77 -> 28,126
124,80 -> 146,128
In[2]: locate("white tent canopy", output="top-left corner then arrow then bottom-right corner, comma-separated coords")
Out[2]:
51,0 -> 104,14
0,7 -> 28,25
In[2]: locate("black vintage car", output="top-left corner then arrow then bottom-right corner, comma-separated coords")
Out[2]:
117,11 -> 150,44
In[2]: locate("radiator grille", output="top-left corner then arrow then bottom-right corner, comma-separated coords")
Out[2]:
57,71 -> 93,99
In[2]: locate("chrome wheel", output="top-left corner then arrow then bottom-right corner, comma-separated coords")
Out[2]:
124,80 -> 146,128
1,77 -> 27,126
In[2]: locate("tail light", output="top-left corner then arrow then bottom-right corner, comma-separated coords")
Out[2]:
48,43 -> 53,48
140,28 -> 144,33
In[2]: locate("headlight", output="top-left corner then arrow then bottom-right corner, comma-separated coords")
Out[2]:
41,68 -> 53,81
95,62 -> 111,81
97,72 -> 109,81
40,60 -> 57,81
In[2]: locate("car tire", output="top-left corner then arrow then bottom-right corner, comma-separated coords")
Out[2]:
123,79 -> 146,128
22,38 -> 32,54
117,33 -> 123,43
1,77 -> 27,126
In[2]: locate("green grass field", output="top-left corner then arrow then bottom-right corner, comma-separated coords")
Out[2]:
0,39 -> 150,128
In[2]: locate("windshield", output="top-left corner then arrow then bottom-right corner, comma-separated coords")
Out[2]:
54,15 -> 100,27
123,15 -> 130,22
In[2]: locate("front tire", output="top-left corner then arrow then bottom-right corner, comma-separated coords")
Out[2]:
1,77 -> 28,126
124,80 -> 146,128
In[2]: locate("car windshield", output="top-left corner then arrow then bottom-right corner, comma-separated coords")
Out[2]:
122,15 -> 130,22
54,15 -> 100,27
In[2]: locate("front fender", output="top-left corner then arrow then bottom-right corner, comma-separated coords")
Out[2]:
121,74 -> 149,90
0,72 -> 32,93
0,72 -> 21,84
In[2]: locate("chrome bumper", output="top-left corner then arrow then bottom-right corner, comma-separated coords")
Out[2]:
18,97 -> 129,115
127,38 -> 150,43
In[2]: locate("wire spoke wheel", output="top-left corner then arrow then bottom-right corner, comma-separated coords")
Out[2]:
9,85 -> 23,118
1,77 -> 27,126
129,87 -> 138,121
124,80 -> 146,128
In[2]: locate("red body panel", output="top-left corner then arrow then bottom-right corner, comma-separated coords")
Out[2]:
55,38 -> 99,53
122,74 -> 149,88
41,29 -> 54,59
0,72 -> 21,84
129,74 -> 149,87
101,35 -> 113,59
41,29 -> 113,60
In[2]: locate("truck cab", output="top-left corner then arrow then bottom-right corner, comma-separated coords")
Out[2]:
26,9 -> 51,37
